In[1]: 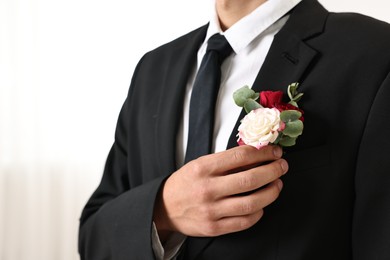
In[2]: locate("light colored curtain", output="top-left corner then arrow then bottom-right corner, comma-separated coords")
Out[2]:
0,0 -> 208,259
0,0 -> 388,259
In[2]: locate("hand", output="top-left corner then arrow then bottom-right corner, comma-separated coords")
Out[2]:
153,145 -> 288,239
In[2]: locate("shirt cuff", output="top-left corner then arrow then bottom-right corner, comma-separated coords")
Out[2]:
151,222 -> 187,260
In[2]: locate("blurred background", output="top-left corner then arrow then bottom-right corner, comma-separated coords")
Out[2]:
0,0 -> 389,259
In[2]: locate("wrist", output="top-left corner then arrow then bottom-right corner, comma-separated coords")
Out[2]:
153,182 -> 174,242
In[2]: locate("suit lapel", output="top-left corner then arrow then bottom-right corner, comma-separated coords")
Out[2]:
155,26 -> 208,176
184,0 -> 328,259
226,0 -> 328,149
226,29 -> 320,149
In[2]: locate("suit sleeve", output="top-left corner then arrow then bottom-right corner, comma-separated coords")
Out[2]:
353,70 -> 390,259
78,57 -> 165,260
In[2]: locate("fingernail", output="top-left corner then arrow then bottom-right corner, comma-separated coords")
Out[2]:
273,146 -> 282,157
277,179 -> 283,190
280,160 -> 288,173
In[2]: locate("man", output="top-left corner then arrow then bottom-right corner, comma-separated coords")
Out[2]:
79,0 -> 390,259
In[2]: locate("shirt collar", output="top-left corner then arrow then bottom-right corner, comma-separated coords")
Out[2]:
206,0 -> 302,54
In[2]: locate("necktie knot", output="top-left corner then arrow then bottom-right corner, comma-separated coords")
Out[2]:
206,34 -> 233,62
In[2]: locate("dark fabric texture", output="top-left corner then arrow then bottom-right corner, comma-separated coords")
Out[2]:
78,0 -> 390,259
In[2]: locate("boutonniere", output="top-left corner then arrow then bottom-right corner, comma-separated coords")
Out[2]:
233,83 -> 304,149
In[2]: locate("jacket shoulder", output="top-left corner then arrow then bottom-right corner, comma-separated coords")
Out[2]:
144,24 -> 208,57
326,12 -> 390,42
317,12 -> 390,60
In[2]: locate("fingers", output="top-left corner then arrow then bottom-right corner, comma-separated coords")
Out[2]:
197,211 -> 264,237
191,145 -> 283,177
194,180 -> 283,237
158,145 -> 288,237
213,158 -> 288,197
212,179 -> 283,219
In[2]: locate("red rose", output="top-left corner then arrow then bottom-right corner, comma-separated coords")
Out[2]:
260,91 -> 283,108
275,103 -> 305,122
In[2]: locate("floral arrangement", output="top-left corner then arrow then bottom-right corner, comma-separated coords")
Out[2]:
233,83 -> 304,149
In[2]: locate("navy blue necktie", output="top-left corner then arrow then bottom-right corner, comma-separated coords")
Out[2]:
184,33 -> 233,163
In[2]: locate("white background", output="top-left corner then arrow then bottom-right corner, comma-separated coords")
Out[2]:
0,0 -> 389,259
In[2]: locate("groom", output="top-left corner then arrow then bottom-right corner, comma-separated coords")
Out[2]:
79,0 -> 390,259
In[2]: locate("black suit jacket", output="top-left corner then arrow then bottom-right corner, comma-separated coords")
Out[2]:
79,0 -> 390,259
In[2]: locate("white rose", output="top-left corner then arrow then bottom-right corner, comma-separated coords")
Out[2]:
237,107 -> 282,149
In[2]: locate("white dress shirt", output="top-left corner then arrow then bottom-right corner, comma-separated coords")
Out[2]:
153,0 -> 302,259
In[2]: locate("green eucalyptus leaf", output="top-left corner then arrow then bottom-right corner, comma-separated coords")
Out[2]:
282,120 -> 304,137
233,86 -> 256,107
287,86 -> 294,100
288,101 -> 299,107
291,82 -> 299,91
278,136 -> 297,147
244,99 -> 261,113
280,110 -> 302,122
292,93 -> 304,102
287,82 -> 299,97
